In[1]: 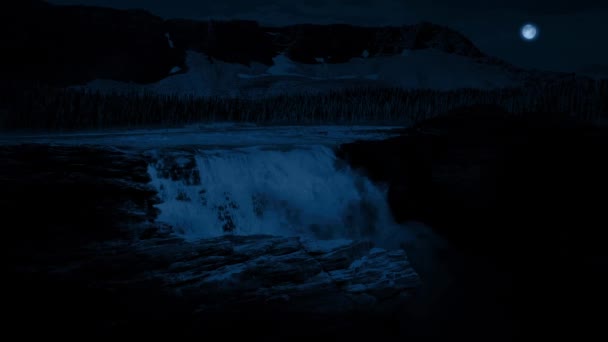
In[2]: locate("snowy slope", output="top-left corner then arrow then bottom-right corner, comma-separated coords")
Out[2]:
576,64 -> 608,80
80,49 -> 519,98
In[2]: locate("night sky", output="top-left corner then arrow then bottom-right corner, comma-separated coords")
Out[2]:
49,0 -> 608,72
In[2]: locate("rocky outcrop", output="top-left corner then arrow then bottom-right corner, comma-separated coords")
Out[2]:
166,19 -> 279,66
0,144 -> 159,246
337,106 -> 608,338
338,106 -> 608,258
3,143 -> 418,337
75,235 -> 419,314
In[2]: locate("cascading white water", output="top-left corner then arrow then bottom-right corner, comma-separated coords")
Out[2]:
147,145 -> 404,242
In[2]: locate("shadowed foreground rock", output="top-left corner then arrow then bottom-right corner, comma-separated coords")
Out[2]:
337,106 -> 608,339
80,235 -> 418,314
3,144 -> 419,338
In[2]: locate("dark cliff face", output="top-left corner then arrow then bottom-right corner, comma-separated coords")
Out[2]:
337,106 -> 608,337
338,106 -> 608,259
166,19 -> 279,66
2,2 -> 184,85
2,2 -> 486,86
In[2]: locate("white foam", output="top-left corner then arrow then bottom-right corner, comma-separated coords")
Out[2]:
148,145 -> 400,242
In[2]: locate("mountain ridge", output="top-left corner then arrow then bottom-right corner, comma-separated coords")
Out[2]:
3,1 -> 500,87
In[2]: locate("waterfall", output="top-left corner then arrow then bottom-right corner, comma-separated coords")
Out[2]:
147,145 -> 402,243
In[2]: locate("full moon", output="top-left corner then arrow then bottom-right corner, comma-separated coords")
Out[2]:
521,24 -> 538,41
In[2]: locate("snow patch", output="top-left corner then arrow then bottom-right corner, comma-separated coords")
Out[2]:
267,54 -> 303,77
164,32 -> 175,49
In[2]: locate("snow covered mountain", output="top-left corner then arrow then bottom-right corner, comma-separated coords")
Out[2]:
2,1 -> 576,97
82,49 -> 520,98
77,16 -> 524,97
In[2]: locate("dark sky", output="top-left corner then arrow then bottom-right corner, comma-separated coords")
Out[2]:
49,0 -> 608,72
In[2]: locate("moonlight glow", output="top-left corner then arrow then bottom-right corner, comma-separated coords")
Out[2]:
521,24 -> 538,41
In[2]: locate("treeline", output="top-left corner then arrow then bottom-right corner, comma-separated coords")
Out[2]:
0,79 -> 606,130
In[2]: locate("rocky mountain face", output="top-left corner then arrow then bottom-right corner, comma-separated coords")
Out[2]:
2,1 -> 486,86
167,20 -> 484,65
